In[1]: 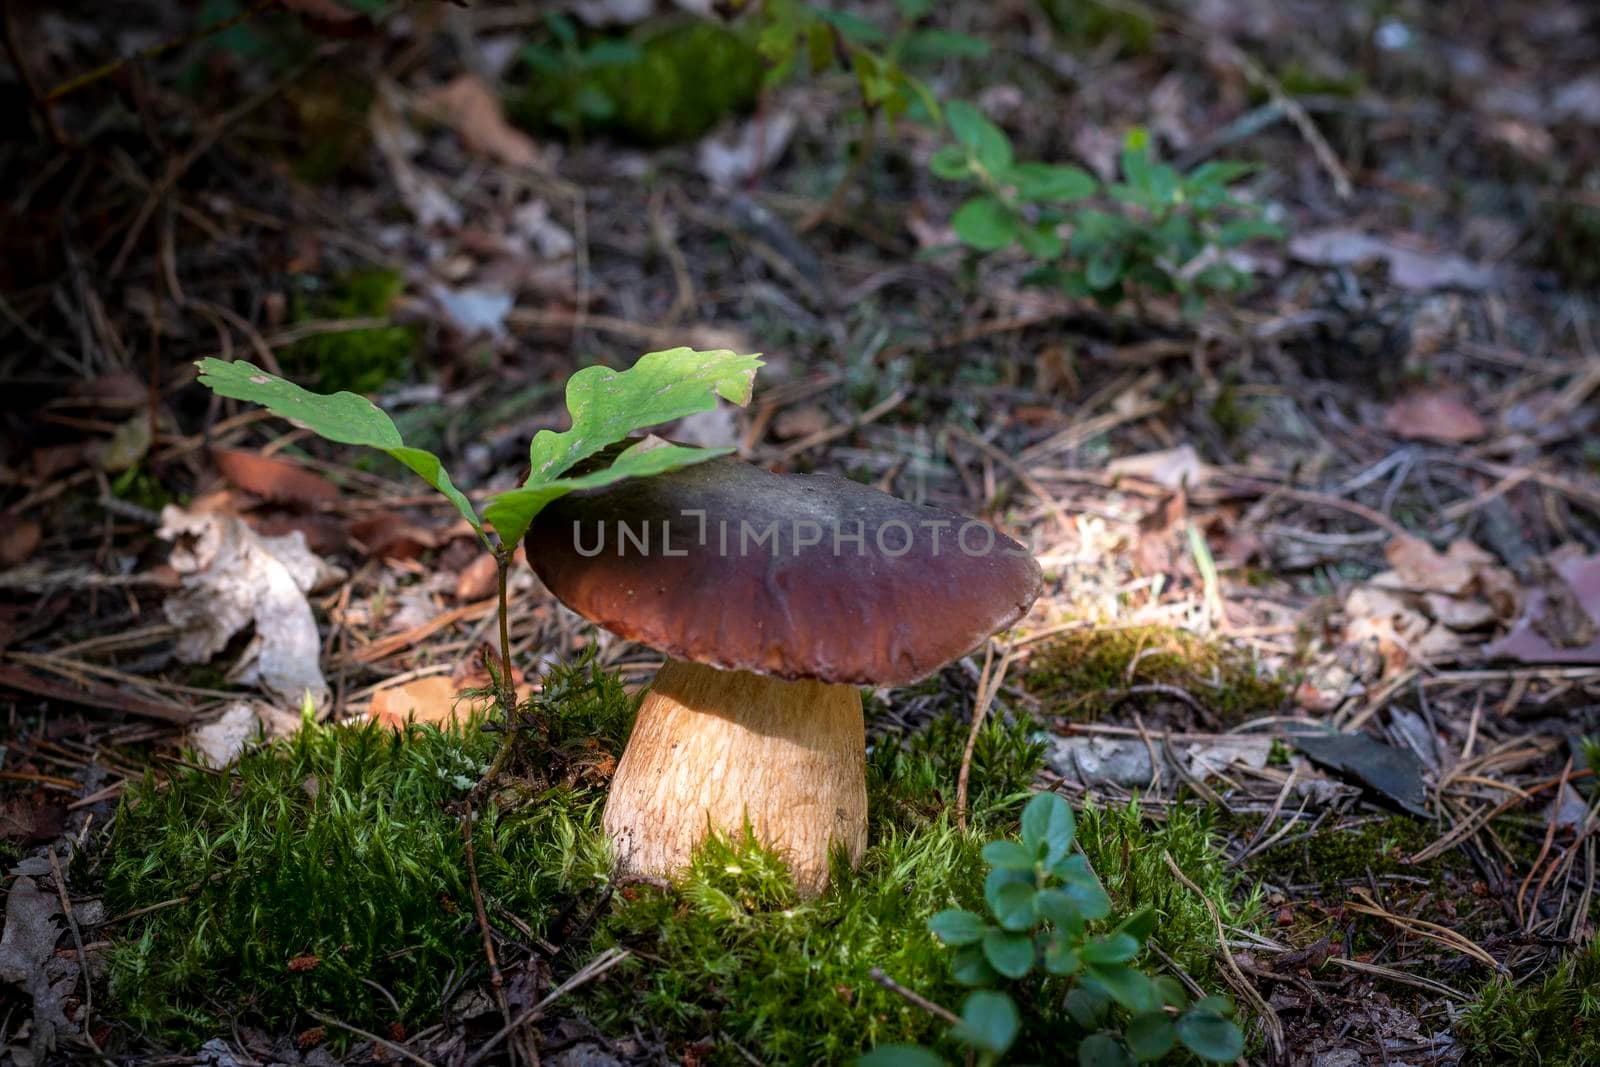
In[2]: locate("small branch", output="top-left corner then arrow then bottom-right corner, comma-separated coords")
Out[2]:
307,1011 -> 437,1067
463,948 -> 632,1067
866,967 -> 961,1026
1162,851 -> 1283,1057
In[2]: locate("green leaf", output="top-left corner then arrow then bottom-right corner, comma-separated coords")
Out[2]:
953,990 -> 1019,1055
981,839 -> 1036,871
857,1046 -> 949,1067
1086,962 -> 1160,1014
484,440 -> 731,549
1085,246 -> 1124,291
1125,1012 -> 1176,1061
1082,932 -> 1140,964
1043,934 -> 1081,975
951,943 -> 999,986
945,100 -> 1012,174
982,929 -> 1035,978
1020,792 -> 1076,865
1017,223 -> 1064,260
991,881 -> 1037,931
951,196 -> 1019,251
901,28 -> 991,62
1217,217 -> 1285,246
1033,887 -> 1082,931
928,909 -> 987,946
1116,905 -> 1157,944
195,359 -> 484,539
928,145 -> 972,181
485,347 -> 762,545
1193,994 -> 1234,1016
1176,1010 -> 1245,1062
1077,1033 -> 1134,1067
1052,855 -> 1112,920
1065,985 -> 1109,1029
1121,126 -> 1152,189
984,866 -> 1032,923
1008,162 -> 1097,202
814,8 -> 887,44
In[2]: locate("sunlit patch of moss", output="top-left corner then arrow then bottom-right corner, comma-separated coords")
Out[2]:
103,656 -> 633,1043
110,465 -> 173,513
1024,626 -> 1287,726
513,20 -> 763,144
1458,941 -> 1600,1065
584,714 -> 1255,1064
280,268 -> 417,395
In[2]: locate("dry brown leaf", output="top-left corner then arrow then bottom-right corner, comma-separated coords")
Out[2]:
367,665 -> 532,730
1487,553 -> 1600,664
1290,228 -> 1498,291
454,553 -> 499,602
0,515 -> 41,569
351,514 -> 440,560
212,447 -> 340,505
1384,535 -> 1476,595
421,74 -> 542,169
772,405 -> 829,440
1382,390 -> 1486,443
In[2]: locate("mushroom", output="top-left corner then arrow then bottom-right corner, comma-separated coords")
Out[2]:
525,454 -> 1041,894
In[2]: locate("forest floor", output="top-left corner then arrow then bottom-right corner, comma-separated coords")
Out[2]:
3,1 -> 1600,1065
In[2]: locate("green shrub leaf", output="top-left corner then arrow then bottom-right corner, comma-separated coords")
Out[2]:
981,838 -> 1036,871
928,909 -> 987,946
928,144 -> 972,180
1082,931 -> 1140,964
1177,1009 -> 1246,1062
1078,1033 -> 1135,1067
1020,791 -> 1076,864
857,1046 -> 949,1067
1125,1012 -> 1176,1061
953,990 -> 1019,1055
981,928 -> 1035,978
952,196 -> 1019,251
1009,162 -> 1097,202
945,100 -> 1012,174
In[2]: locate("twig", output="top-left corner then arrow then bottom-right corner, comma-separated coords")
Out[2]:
956,643 -> 1017,830
463,948 -> 632,1067
47,847 -> 108,1061
307,1011 -> 437,1067
866,967 -> 961,1026
1162,850 -> 1283,1057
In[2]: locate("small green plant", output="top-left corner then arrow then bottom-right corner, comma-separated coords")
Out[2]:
933,109 -> 1283,316
195,346 -> 761,711
864,793 -> 1244,1066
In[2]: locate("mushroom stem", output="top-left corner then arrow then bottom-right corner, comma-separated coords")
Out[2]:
602,658 -> 867,896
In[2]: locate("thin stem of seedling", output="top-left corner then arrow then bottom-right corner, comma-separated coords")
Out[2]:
495,541 -> 516,714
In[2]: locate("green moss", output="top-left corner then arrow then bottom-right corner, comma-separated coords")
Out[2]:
1025,626 -> 1287,726
1539,194 -> 1600,293
1078,801 -> 1261,984
104,660 -> 1249,1063
1275,60 -> 1363,99
280,269 -> 417,394
1037,0 -> 1155,54
1208,378 -> 1257,442
514,21 -> 764,144
1459,941 -> 1600,1064
1250,814 -> 1459,891
104,656 -> 634,1042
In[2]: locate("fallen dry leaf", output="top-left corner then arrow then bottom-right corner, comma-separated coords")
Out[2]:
95,413 -> 152,473
421,74 -> 542,169
1486,552 -> 1600,664
351,513 -> 440,560
698,110 -> 796,191
455,553 -> 499,602
1382,389 -> 1486,443
772,405 -> 829,440
1289,228 -> 1498,291
370,88 -> 462,229
367,664 -> 532,731
1107,444 -> 1211,491
211,447 -> 340,505
0,515 -> 41,569
187,700 -> 303,769
160,505 -> 343,707
0,876 -> 69,1061
1383,535 -> 1476,595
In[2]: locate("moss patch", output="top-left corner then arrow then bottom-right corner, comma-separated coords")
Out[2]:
105,665 -> 1251,1063
1458,941 -> 1600,1064
280,268 -> 417,395
1025,626 -> 1288,727
513,20 -> 763,145
104,657 -> 633,1042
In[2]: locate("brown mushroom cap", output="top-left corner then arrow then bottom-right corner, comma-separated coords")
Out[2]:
524,455 -> 1042,685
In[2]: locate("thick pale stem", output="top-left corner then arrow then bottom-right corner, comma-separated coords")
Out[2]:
603,659 -> 867,896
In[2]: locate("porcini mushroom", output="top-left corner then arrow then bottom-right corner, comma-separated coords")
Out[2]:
525,454 -> 1041,895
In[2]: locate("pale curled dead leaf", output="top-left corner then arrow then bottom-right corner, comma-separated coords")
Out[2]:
159,505 -> 343,708
0,876 -> 68,1063
698,110 -> 796,191
1107,444 -> 1212,491
1289,228 -> 1498,291
187,701 -> 303,769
